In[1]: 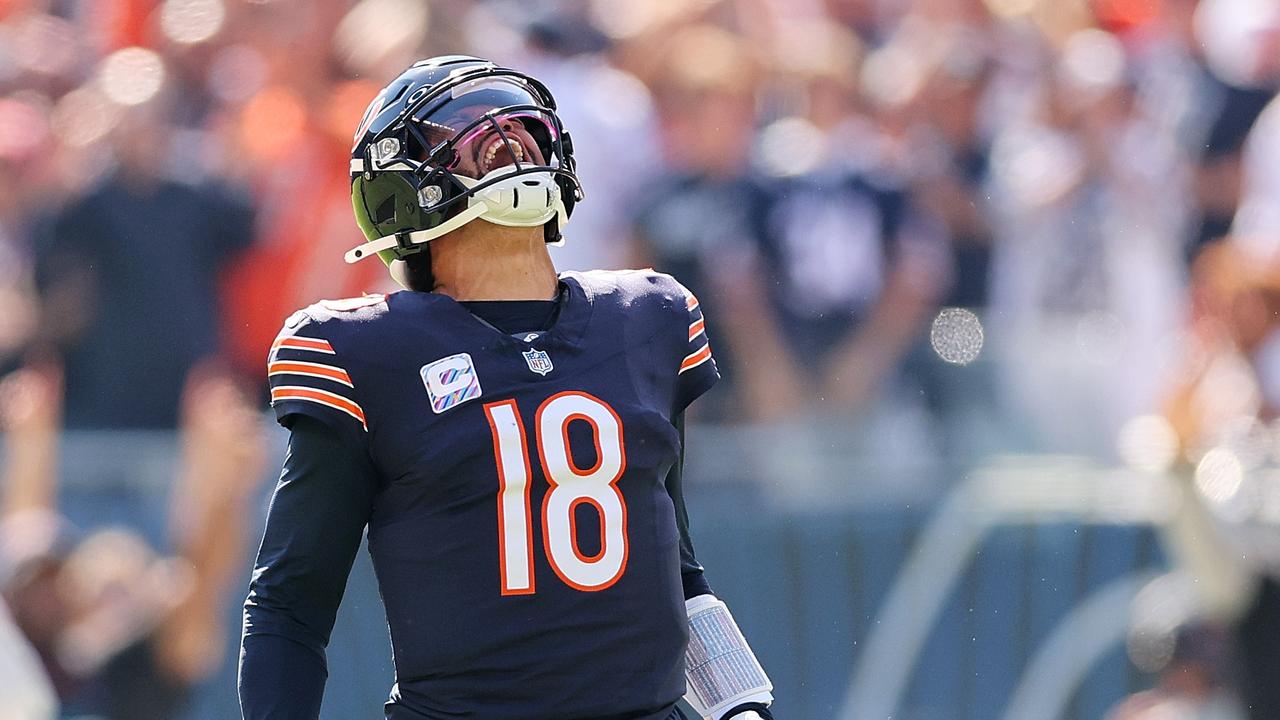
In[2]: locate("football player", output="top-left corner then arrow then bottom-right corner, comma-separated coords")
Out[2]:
238,55 -> 775,720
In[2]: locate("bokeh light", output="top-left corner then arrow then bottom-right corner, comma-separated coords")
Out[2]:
334,0 -> 429,75
1093,0 -> 1161,32
990,127 -> 1085,208
98,47 -> 166,107
49,85 -> 121,148
588,0 -> 707,40
207,44 -> 267,105
1195,0 -> 1280,87
11,13 -> 78,77
757,117 -> 824,178
1127,573 -> 1198,673
1117,415 -> 1179,474
159,0 -> 226,46
1059,29 -> 1125,96
239,86 -> 306,161
1195,447 -> 1244,505
325,79 -> 381,143
1077,312 -> 1125,366
930,308 -> 984,365
0,94 -> 49,160
983,0 -> 1037,19
861,44 -> 925,109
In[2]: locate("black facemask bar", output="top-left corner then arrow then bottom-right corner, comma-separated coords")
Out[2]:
408,106 -> 578,216
360,69 -> 582,220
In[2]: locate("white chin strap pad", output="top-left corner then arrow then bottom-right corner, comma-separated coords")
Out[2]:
683,595 -> 773,720
463,167 -> 565,227
344,167 -> 567,266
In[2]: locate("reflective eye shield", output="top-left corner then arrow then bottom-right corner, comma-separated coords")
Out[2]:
354,102 -> 580,221
365,72 -> 556,162
416,107 -> 561,171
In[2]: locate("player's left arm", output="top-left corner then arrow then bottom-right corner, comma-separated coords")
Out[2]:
666,278 -> 775,719
666,415 -> 774,720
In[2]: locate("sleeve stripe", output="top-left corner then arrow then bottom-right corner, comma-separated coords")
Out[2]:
271,386 -> 367,429
271,337 -> 336,355
688,319 -> 706,342
686,295 -> 700,312
268,361 -> 354,388
680,344 -> 713,374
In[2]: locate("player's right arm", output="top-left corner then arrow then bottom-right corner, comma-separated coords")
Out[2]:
239,316 -> 377,720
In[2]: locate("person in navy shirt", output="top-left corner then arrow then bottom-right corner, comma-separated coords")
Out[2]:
239,56 -> 774,720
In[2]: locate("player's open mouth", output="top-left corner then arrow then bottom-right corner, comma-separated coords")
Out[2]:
480,135 -> 525,174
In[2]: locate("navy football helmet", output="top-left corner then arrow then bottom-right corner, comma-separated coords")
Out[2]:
346,55 -> 582,279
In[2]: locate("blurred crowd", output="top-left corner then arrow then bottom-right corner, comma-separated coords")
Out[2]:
2,0 -> 1280,717
0,0 -> 1277,454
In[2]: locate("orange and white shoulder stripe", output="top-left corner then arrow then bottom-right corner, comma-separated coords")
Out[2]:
270,385 -> 367,430
680,291 -> 712,375
268,360 -> 354,388
680,344 -> 712,374
270,335 -> 336,360
688,317 -> 706,342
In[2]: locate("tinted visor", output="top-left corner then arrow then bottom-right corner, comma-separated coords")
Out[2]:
408,76 -> 560,170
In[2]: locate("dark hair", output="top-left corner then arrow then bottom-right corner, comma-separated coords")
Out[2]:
404,250 -> 434,293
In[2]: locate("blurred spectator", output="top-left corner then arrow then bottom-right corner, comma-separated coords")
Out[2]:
0,594 -> 57,720
901,22 -> 997,309
1231,2 -> 1280,245
734,18 -> 947,424
1234,94 -> 1280,244
1107,624 -> 1244,720
1181,0 -> 1279,259
35,97 -> 254,429
1159,238 -> 1280,720
1164,239 -> 1280,454
497,3 -> 663,272
629,24 -> 772,420
219,1 -> 402,380
987,27 -> 1190,455
0,155 -> 42,372
0,362 -> 266,719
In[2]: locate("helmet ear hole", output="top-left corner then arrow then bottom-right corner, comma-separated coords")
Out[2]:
374,195 -> 397,223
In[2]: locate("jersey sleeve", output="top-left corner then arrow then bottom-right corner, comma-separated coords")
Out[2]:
675,287 -> 720,412
267,312 -> 369,445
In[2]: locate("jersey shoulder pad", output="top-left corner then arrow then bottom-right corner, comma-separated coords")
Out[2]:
298,293 -> 390,323
570,268 -> 688,312
266,296 -> 388,437
633,271 -> 718,408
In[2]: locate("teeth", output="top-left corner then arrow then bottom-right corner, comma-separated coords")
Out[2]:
482,136 -> 524,170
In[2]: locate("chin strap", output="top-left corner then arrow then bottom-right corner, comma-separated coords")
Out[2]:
344,202 -> 488,264
345,167 -> 568,265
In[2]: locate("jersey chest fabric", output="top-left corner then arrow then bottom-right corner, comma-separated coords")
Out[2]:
268,271 -> 718,720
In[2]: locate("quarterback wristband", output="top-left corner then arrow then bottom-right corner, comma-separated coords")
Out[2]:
683,595 -> 773,720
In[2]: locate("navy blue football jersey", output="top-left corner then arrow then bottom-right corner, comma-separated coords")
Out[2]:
266,270 -> 718,720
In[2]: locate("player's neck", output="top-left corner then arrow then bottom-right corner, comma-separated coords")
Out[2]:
429,224 -> 558,301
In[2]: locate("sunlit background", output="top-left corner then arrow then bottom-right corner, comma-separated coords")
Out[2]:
2,0 -> 1280,718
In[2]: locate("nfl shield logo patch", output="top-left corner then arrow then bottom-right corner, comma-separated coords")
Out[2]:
421,353 -> 483,414
522,348 -> 554,376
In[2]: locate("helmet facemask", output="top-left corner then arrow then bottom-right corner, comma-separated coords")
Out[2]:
348,70 -> 582,275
